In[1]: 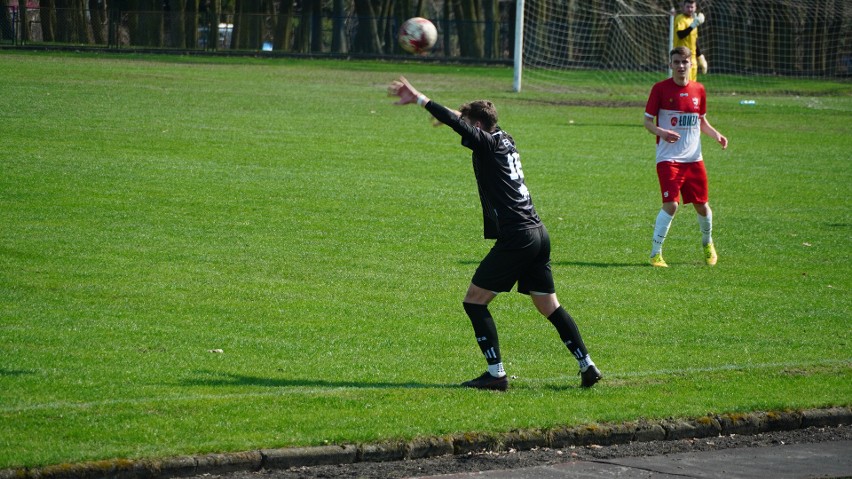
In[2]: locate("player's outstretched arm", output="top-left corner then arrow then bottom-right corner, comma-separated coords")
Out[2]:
700,116 -> 728,149
388,76 -> 430,107
389,76 -> 462,128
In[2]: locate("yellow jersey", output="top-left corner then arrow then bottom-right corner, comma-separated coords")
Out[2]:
674,13 -> 699,81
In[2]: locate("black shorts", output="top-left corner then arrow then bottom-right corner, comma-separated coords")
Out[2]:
471,225 -> 555,295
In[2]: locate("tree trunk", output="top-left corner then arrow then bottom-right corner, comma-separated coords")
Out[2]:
184,0 -> 199,49
0,5 -> 14,42
72,0 -> 91,43
126,0 -> 163,47
273,0 -> 294,51
455,0 -> 484,58
18,0 -> 29,42
331,0 -> 345,53
233,0 -> 262,50
483,0 -> 497,59
232,0 -> 243,48
40,0 -> 57,42
209,0 -> 222,49
55,0 -> 73,42
352,0 -> 381,54
88,0 -> 107,44
294,0 -> 312,53
441,0 -> 449,55
377,0 -> 393,54
170,0 -> 187,47
310,1 -> 322,52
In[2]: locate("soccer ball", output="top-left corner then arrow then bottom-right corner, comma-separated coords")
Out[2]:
398,17 -> 438,54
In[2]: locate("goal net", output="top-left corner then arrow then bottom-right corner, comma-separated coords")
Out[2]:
514,0 -> 852,95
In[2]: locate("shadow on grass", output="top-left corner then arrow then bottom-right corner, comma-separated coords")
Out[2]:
182,370 -> 457,390
553,261 -> 644,268
0,368 -> 34,377
459,260 -> 644,268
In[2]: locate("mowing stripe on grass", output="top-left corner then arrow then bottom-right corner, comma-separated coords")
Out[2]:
551,358 -> 852,381
4,359 -> 847,414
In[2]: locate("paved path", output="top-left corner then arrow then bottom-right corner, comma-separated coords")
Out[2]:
416,440 -> 852,478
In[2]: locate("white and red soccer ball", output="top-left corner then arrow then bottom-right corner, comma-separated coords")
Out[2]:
398,17 -> 438,54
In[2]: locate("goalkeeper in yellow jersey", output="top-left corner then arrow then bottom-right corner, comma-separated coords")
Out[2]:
673,0 -> 708,80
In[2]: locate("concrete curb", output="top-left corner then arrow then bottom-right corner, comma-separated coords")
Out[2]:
2,406 -> 849,479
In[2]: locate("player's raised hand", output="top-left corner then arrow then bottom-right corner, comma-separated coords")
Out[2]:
388,76 -> 423,106
690,12 -> 705,28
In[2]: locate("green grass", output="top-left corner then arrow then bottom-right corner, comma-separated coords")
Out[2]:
0,51 -> 850,470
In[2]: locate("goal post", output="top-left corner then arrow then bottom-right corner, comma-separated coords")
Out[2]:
668,9 -> 675,77
512,0 -> 525,92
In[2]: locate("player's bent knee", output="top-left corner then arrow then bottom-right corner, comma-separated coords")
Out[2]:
464,284 -> 497,305
531,292 -> 559,317
663,202 -> 678,216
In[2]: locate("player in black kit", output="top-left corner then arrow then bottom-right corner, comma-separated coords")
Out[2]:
388,76 -> 602,391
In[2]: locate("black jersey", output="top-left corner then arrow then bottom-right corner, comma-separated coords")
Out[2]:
427,101 -> 541,239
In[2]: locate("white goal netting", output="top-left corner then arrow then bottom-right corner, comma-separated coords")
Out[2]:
515,0 -> 852,95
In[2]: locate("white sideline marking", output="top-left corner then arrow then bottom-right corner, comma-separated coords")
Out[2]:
3,359 -> 849,414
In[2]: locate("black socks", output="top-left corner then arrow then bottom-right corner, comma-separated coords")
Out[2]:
463,302 -> 501,365
547,306 -> 589,360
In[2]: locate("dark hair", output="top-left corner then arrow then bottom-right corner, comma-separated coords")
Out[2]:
670,46 -> 692,60
459,100 -> 498,132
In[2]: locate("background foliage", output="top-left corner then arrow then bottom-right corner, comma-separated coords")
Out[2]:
1,0 -> 850,79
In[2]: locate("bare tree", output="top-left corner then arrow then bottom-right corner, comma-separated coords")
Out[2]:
233,0 -> 262,49
126,0 -> 164,47
89,0 -> 107,44
331,0 -> 346,53
273,0 -> 295,51
183,0 -> 199,48
352,0 -> 382,53
482,0 -> 497,58
294,0 -> 320,53
17,0 -> 29,42
170,0 -> 188,47
452,0 -> 484,58
40,0 -> 57,42
0,5 -> 14,42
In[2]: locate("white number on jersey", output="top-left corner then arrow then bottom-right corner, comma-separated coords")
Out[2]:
506,152 -> 525,180
506,152 -> 530,199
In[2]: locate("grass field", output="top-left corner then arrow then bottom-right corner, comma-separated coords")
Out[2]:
0,51 -> 850,470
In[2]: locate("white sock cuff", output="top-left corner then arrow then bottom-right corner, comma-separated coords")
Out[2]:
488,363 -> 506,378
